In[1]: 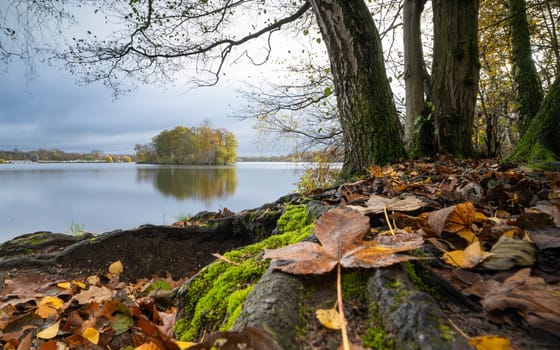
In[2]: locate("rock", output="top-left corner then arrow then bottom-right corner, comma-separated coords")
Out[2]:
368,267 -> 473,350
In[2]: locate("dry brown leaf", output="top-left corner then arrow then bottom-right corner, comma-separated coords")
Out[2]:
481,268 -> 560,333
186,327 -> 283,350
428,202 -> 479,242
264,207 -> 424,275
73,285 -> 114,305
468,335 -> 510,350
349,194 -> 425,214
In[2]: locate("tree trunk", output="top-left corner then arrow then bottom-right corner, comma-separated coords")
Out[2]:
511,74 -> 560,162
509,0 -> 543,138
431,0 -> 480,157
403,0 -> 427,153
308,0 -> 406,178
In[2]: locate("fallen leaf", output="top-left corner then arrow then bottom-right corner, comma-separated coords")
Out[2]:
264,206 -> 424,275
187,327 -> 283,350
316,307 -> 343,330
428,202 -> 480,242
16,331 -> 33,350
442,241 -> 492,268
481,235 -> 536,270
468,335 -> 510,350
135,342 -> 161,350
111,312 -> 134,335
481,268 -> 560,333
176,341 -> 197,349
82,326 -> 100,344
349,194 -> 425,214
73,285 -> 114,304
109,260 -> 124,275
38,340 -> 58,350
37,320 -> 60,339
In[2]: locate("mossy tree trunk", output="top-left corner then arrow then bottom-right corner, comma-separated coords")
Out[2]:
509,0 -> 544,138
431,0 -> 480,157
308,0 -> 406,179
511,74 -> 560,162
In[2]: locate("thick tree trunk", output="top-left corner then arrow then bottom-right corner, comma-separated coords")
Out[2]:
403,0 -> 427,152
308,0 -> 406,178
509,0 -> 543,138
511,74 -> 560,162
431,0 -> 480,157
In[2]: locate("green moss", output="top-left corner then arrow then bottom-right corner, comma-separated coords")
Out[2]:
341,270 -> 367,301
438,320 -> 456,343
143,280 -> 171,294
362,302 -> 395,349
222,286 -> 254,330
14,232 -> 50,246
174,204 -> 314,341
403,261 -> 442,299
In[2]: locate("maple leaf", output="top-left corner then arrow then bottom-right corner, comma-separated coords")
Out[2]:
264,206 -> 423,350
263,206 -> 424,274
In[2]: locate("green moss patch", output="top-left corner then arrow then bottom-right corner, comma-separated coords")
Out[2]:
174,204 -> 314,341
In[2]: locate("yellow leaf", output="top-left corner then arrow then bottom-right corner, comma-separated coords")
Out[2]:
176,341 -> 198,349
57,281 -> 72,289
37,321 -> 60,339
82,327 -> 100,345
36,296 -> 64,318
468,335 -> 510,350
316,307 -> 343,330
109,260 -> 124,275
39,296 -> 64,309
442,241 -> 492,268
72,280 -> 87,289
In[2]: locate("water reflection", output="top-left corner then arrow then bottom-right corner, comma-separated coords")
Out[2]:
136,165 -> 237,201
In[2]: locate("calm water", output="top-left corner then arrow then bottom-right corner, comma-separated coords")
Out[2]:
0,162 -> 308,242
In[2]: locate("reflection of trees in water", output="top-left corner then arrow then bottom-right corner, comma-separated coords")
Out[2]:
136,166 -> 237,201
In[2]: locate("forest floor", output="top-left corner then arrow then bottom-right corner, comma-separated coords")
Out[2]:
0,157 -> 559,349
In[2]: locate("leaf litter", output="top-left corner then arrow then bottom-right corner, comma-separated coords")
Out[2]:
1,157 -> 560,349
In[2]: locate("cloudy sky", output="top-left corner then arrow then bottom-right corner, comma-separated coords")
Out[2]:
0,57 -> 283,156
0,1 -> 313,157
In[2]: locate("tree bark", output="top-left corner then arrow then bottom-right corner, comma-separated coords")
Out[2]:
511,74 -> 560,162
431,0 -> 480,157
403,0 -> 427,152
509,0 -> 544,137
308,0 -> 406,178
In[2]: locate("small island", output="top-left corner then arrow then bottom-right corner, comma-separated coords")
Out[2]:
134,123 -> 237,165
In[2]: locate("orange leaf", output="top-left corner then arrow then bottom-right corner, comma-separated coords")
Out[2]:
135,342 -> 162,350
442,241 -> 492,268
468,335 -> 510,350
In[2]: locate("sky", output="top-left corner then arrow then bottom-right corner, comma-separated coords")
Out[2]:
0,2 -> 307,157
0,58 -> 280,157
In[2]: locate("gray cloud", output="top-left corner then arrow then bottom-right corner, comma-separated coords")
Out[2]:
0,61 -> 260,155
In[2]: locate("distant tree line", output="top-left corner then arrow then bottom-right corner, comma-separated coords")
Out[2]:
135,124 -> 237,165
0,149 -> 133,163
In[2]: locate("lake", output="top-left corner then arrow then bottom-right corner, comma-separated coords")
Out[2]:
0,162 -> 309,242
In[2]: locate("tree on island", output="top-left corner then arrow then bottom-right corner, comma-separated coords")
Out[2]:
135,124 -> 237,165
